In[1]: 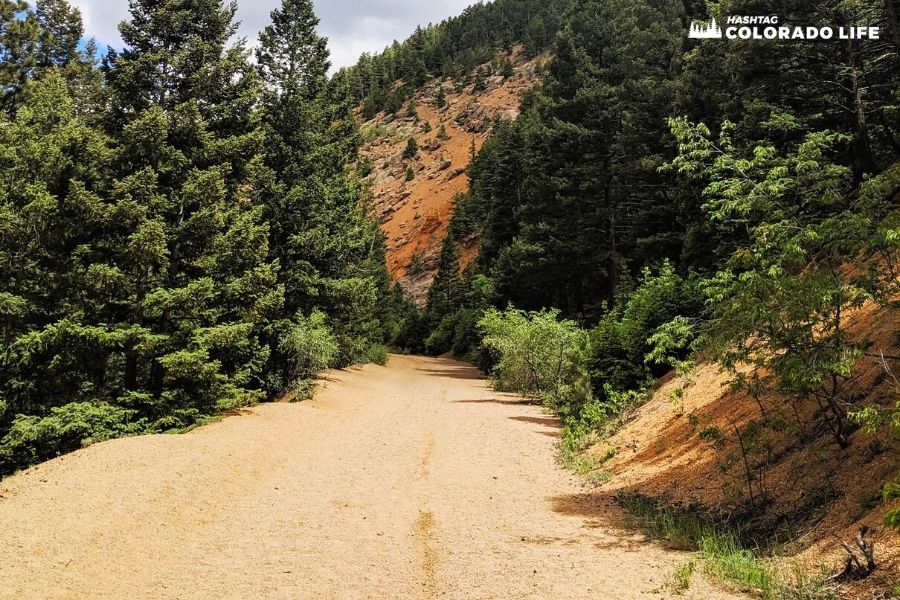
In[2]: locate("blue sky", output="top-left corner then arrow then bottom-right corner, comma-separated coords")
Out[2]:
70,0 -> 477,70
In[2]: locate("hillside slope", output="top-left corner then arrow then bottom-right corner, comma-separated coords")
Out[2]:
586,300 -> 900,598
357,48 -> 544,303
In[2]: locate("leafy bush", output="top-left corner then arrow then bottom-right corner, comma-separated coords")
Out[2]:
0,402 -> 144,475
589,262 -> 702,402
357,156 -> 374,177
360,124 -> 394,143
478,307 -> 591,416
366,343 -> 390,366
280,310 -> 339,388
672,124 -> 900,448
851,400 -> 900,529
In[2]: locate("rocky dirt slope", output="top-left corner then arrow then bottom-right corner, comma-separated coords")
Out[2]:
358,47 -> 544,303
587,301 -> 900,598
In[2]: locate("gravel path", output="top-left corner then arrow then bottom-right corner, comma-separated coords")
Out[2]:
0,355 -> 744,599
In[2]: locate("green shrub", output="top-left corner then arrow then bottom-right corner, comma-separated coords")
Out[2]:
589,262 -> 702,402
450,308 -> 483,358
425,314 -> 457,355
699,426 -> 726,443
360,124 -> 393,143
0,402 -> 144,474
478,307 -> 591,416
280,310 -> 339,387
367,343 -> 390,366
357,156 -> 374,177
670,560 -> 695,594
850,400 -> 900,529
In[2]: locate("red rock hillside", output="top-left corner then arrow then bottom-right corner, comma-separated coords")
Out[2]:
357,47 -> 545,304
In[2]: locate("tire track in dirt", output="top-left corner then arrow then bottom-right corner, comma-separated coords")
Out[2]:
414,431 -> 439,597
413,509 -> 439,599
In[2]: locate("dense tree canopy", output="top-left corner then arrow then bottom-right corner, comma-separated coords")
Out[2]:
0,0 -> 389,474
329,0 -> 570,119
417,0 -> 899,470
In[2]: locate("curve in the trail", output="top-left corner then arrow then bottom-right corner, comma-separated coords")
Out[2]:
0,355 -> 746,600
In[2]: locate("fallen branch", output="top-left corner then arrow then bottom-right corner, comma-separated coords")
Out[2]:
827,526 -> 876,582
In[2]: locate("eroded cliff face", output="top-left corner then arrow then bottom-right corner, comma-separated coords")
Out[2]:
358,47 -> 545,304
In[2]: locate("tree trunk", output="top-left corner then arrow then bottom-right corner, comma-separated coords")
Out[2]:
885,0 -> 900,61
845,40 -> 878,178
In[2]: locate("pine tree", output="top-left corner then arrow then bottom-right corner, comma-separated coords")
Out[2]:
256,0 -> 333,185
403,136 -> 418,159
105,0 -> 258,140
426,233 -> 462,322
35,0 -> 82,68
0,0 -> 39,113
257,0 -> 329,101
255,0 -> 386,372
101,0 -> 279,419
468,0 -> 685,316
0,72 -> 112,422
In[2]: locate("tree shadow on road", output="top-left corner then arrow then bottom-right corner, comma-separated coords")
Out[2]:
549,492 -> 642,533
509,415 -> 561,428
546,491 -> 654,552
416,367 -> 485,380
454,397 -> 536,405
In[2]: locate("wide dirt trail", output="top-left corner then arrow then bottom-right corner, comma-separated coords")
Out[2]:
0,355 -> 742,599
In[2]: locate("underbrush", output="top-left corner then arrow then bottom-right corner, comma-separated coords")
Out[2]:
0,312 -> 389,476
619,493 -> 837,600
559,427 -> 612,483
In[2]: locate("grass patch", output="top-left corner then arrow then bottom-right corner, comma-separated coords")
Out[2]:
559,428 -> 613,484
561,451 -> 612,484
670,560 -> 695,594
619,493 -> 836,600
360,124 -> 399,144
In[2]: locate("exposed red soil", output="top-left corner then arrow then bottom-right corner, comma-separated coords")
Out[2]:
358,47 -> 545,303
587,301 -> 900,597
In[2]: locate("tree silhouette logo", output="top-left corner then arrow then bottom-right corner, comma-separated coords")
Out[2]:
688,18 -> 723,39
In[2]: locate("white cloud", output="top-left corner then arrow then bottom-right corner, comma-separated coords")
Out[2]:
70,0 -> 129,47
70,0 -> 477,70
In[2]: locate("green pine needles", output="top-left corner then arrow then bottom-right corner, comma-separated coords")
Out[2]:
0,0 -> 391,475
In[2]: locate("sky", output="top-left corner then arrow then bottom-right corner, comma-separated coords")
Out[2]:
70,0 -> 477,71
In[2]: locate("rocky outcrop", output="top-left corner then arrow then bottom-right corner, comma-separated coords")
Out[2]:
356,46 -> 546,304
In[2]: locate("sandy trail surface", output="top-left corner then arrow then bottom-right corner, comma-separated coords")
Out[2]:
0,355 -> 744,599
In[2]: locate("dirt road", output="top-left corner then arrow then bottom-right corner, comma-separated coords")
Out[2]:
0,355 -> 743,599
